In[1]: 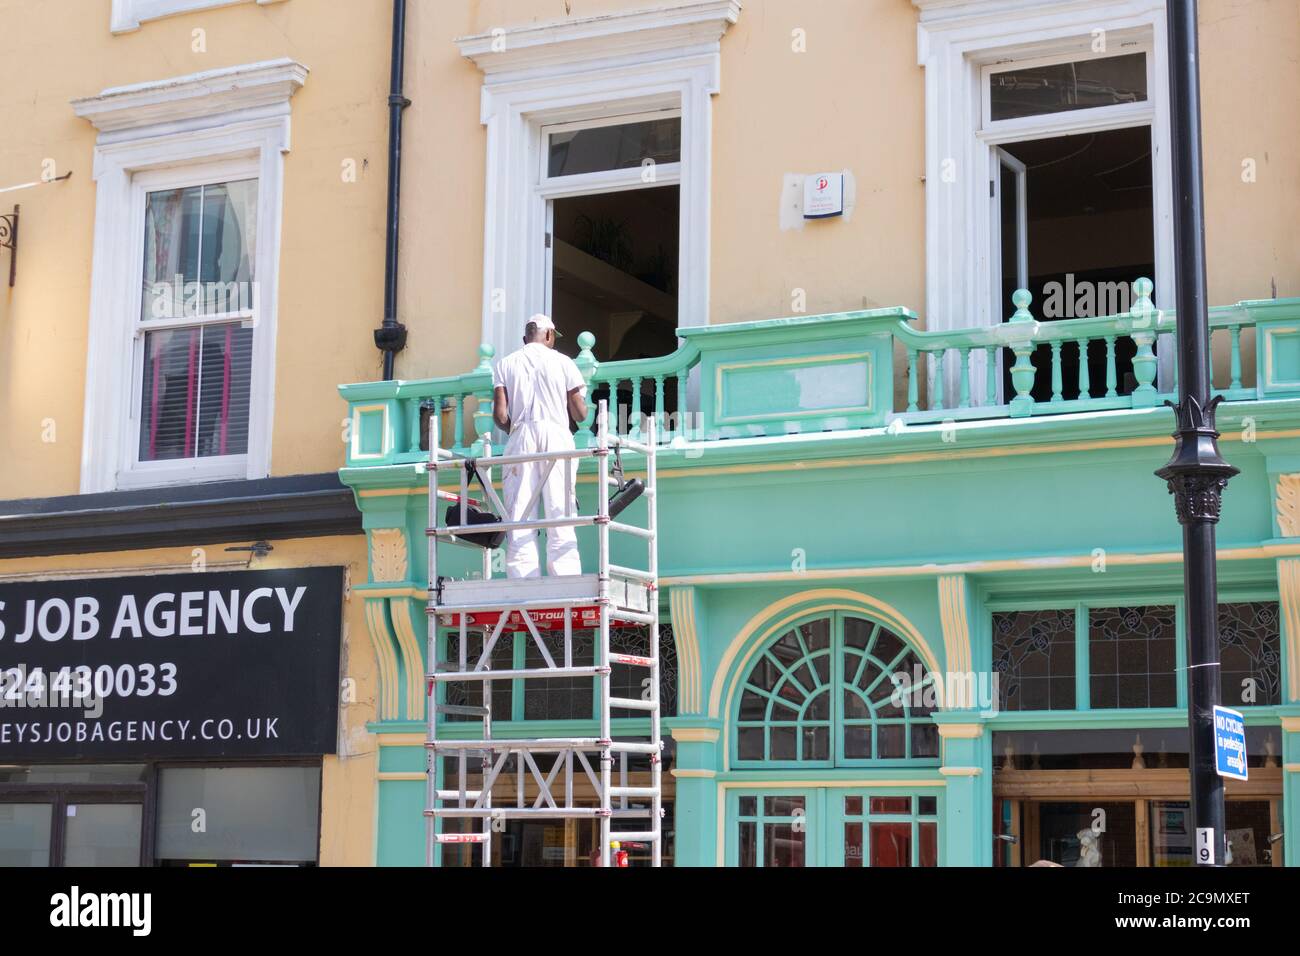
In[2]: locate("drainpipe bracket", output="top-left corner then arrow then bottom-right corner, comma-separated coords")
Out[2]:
374,323 -> 408,352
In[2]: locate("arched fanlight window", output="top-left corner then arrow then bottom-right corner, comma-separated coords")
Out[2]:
735,614 -> 939,766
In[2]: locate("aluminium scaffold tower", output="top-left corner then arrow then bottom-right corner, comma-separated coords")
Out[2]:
424,400 -> 662,867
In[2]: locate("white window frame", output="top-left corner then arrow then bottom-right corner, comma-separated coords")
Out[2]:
457,0 -> 740,362
538,107 -> 685,320
914,0 -> 1173,400
73,59 -> 305,493
111,0 -> 286,34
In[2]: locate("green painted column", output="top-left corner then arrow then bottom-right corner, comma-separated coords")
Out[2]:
1283,714 -> 1300,868
934,713 -> 993,867
669,725 -> 721,867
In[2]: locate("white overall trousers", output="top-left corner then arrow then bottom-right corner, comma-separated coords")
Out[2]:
502,421 -> 580,578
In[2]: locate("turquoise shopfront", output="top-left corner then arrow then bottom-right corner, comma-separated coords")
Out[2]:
340,283 -> 1300,867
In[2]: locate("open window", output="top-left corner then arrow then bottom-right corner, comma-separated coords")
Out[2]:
915,2 -> 1174,402
541,111 -> 682,364
985,46 -> 1159,400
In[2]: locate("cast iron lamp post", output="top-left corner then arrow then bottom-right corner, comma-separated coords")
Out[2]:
1154,0 -> 1237,866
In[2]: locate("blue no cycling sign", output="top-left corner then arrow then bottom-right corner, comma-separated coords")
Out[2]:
1213,705 -> 1249,781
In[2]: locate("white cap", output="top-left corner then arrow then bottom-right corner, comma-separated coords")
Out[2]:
527,313 -> 561,336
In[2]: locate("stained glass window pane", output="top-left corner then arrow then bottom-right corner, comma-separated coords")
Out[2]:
610,624 -> 678,717
1217,602 -> 1281,707
1088,606 -> 1177,708
524,631 -> 593,719
444,631 -> 513,721
992,609 -> 1077,711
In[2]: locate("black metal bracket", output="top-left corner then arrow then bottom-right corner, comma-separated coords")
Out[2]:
225,540 -> 275,559
0,205 -> 17,287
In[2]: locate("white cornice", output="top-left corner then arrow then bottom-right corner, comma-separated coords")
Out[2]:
457,0 -> 741,78
111,0 -> 288,35
71,57 -> 308,134
913,0 -> 1163,32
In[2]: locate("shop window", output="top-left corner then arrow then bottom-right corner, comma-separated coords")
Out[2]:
155,766 -> 320,866
1087,605 -> 1177,708
438,770 -> 674,868
1218,602 -> 1282,707
734,614 -> 938,767
66,805 -> 144,867
992,609 -> 1076,711
1152,800 -> 1279,867
0,764 -> 148,867
0,805 -> 53,867
1036,801 -> 1137,866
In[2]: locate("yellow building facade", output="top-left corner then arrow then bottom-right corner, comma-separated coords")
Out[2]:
0,0 -> 1297,867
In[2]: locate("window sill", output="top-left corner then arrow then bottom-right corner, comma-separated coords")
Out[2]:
113,456 -> 253,492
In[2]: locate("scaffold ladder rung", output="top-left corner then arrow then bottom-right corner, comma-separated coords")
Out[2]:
608,653 -> 656,667
427,807 -> 612,820
428,737 -> 608,751
609,741 -> 661,755
429,665 -> 609,682
609,697 -> 655,711
609,786 -> 658,799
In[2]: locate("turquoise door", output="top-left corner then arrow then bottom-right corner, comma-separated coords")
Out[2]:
726,787 -> 942,867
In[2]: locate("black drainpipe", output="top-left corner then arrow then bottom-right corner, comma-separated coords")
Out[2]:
375,0 -> 411,380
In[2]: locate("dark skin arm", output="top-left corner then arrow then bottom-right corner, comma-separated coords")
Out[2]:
494,386 -> 588,431
493,386 -> 511,432
568,387 -> 587,425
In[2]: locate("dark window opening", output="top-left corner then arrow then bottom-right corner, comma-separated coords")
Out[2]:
997,126 -> 1155,403
550,186 -> 681,425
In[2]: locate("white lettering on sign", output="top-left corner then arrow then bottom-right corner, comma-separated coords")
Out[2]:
1,587 -> 310,644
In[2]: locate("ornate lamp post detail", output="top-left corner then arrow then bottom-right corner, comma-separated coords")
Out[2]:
1155,0 -> 1237,866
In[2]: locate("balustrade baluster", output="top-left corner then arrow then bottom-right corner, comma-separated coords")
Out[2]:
1229,325 -> 1243,391
1104,336 -> 1118,398
653,375 -> 666,443
1077,340 -> 1091,399
1050,340 -> 1064,403
959,348 -> 971,408
907,348 -> 919,412
985,347 -> 998,406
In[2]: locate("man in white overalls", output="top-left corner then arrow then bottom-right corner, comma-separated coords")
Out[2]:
491,314 -> 588,578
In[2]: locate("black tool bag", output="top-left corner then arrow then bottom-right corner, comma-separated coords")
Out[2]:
607,445 -> 645,519
445,460 -> 506,549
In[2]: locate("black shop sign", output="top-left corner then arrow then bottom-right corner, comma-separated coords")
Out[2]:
0,567 -> 343,760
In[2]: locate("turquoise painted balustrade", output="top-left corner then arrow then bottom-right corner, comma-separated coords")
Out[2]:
338,279 -> 1300,467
